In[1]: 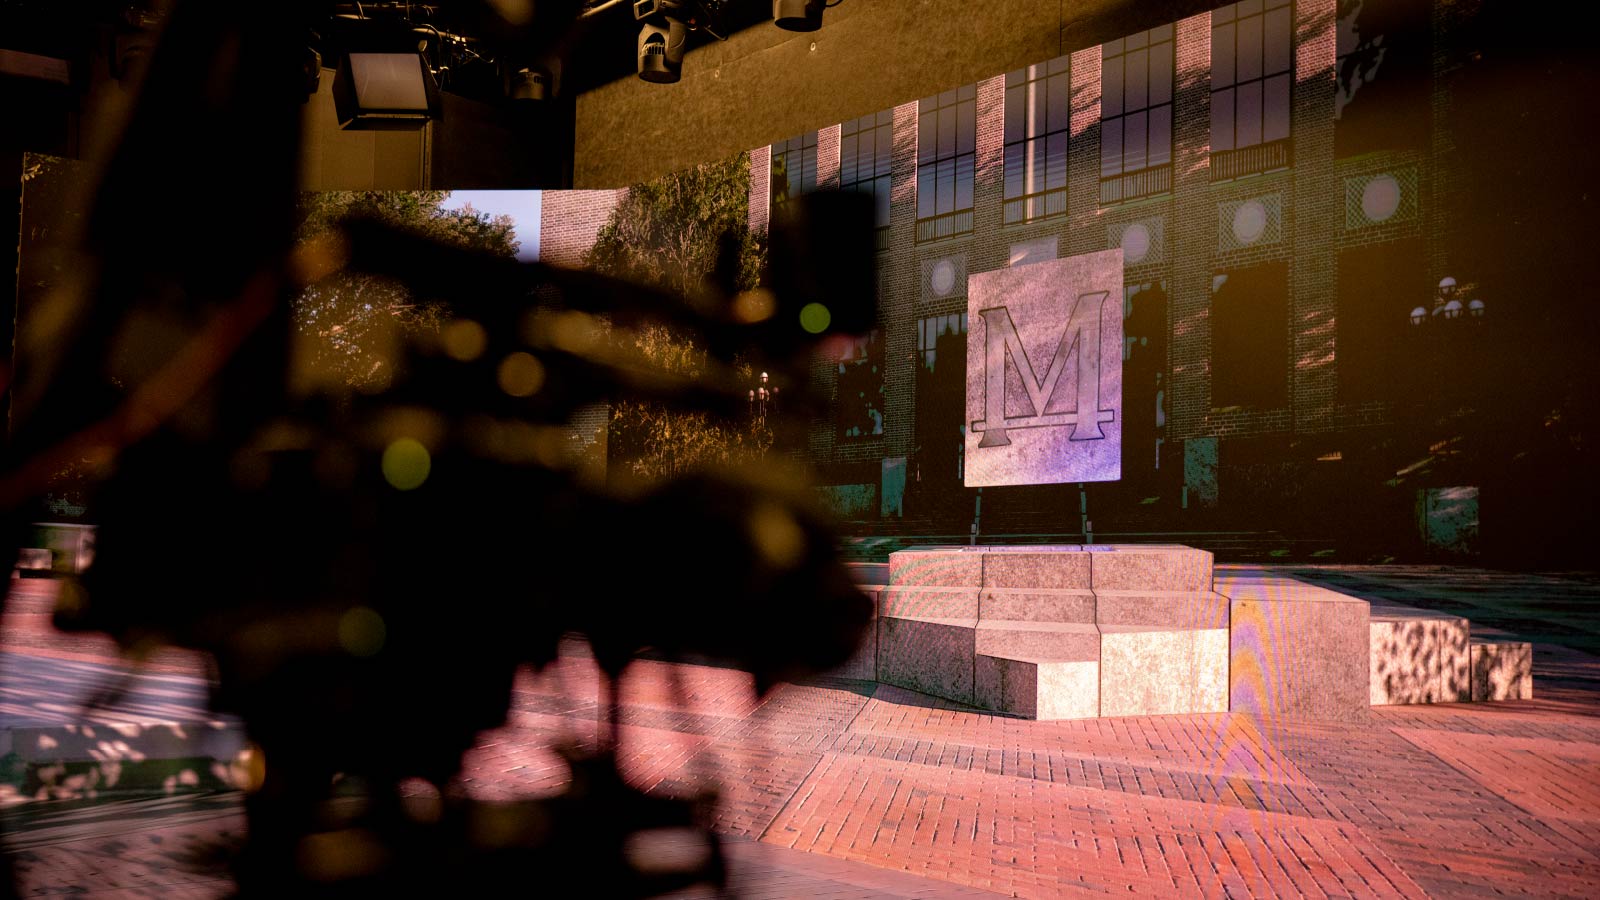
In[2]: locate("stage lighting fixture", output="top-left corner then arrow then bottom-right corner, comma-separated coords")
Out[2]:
510,67 -> 548,101
111,8 -> 163,82
333,50 -> 443,129
633,0 -> 731,84
301,45 -> 323,99
773,0 -> 825,32
635,4 -> 689,84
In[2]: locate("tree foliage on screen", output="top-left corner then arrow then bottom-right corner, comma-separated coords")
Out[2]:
293,191 -> 518,389
586,153 -> 771,482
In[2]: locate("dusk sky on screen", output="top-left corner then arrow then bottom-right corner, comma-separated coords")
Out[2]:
440,190 -> 541,262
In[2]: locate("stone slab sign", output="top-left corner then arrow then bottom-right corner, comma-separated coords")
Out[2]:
965,250 -> 1123,486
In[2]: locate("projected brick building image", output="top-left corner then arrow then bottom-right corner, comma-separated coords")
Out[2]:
725,0 -> 1568,564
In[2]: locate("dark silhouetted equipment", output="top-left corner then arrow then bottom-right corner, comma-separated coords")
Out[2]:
1,1 -> 876,896
333,51 -> 444,129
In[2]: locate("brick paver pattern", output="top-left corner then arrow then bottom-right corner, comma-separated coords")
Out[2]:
6,565 -> 1600,897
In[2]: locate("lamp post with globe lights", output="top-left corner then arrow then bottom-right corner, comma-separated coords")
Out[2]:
748,371 -> 777,427
1410,276 -> 1486,328
1408,277 -> 1487,398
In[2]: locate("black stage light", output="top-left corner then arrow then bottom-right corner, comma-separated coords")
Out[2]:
636,17 -> 688,83
633,0 -> 728,84
773,0 -> 824,32
509,66 -> 548,101
332,50 -> 442,129
301,45 -> 323,99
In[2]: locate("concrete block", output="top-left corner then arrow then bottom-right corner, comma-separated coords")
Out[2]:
1100,626 -> 1229,717
1089,545 -> 1214,591
982,550 -> 1091,589
877,616 -> 977,705
1196,628 -> 1230,713
880,587 -> 980,619
8,719 -> 243,765
1226,577 -> 1370,723
975,655 -> 1099,719
1471,642 -> 1532,701
15,548 -> 52,571
826,589 -> 879,680
846,561 -> 888,586
1369,612 -> 1471,705
974,621 -> 1098,660
978,588 -> 1095,623
1094,590 -> 1229,628
888,548 -> 983,587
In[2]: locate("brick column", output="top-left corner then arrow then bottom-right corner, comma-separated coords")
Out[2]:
1168,12 -> 1214,442
747,145 -> 771,234
878,100 -> 921,462
816,124 -> 841,190
1290,0 -> 1340,432
1064,46 -> 1105,260
968,74 -> 1007,275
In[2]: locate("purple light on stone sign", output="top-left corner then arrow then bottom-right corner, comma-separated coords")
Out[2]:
965,249 -> 1123,486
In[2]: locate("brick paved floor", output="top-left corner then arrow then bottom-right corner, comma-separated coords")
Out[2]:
5,566 -> 1600,897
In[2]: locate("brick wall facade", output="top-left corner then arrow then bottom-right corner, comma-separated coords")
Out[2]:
537,189 -> 626,454
537,189 -> 626,269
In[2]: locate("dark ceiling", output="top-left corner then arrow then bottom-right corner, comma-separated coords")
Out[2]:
0,0 -> 784,104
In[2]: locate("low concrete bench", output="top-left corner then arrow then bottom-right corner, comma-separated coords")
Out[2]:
1470,640 -> 1533,701
1214,571 -> 1371,723
1369,603 -> 1471,705
14,548 -> 53,572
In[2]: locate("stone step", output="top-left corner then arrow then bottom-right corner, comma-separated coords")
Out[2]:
1088,546 -> 1214,592
876,616 -> 978,705
845,561 -> 888,586
979,549 -> 1092,590
973,621 -> 1098,660
1099,625 -> 1229,717
1094,590 -> 1229,628
978,588 -> 1095,623
825,587 -> 881,681
887,549 -> 986,588
14,548 -> 52,571
887,545 -> 1214,592
1471,641 -> 1532,701
880,586 -> 979,619
974,654 -> 1098,720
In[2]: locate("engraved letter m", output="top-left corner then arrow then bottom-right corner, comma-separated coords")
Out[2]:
972,291 -> 1112,448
